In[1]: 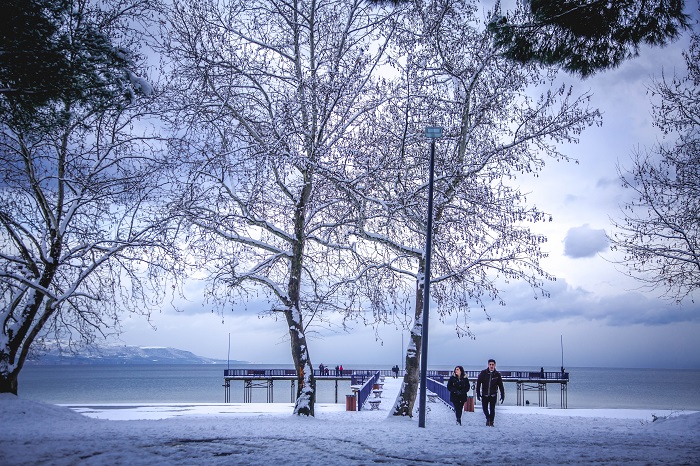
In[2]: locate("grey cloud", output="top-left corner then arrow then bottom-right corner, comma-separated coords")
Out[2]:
564,224 -> 609,258
487,279 -> 700,327
595,177 -> 619,189
593,293 -> 700,326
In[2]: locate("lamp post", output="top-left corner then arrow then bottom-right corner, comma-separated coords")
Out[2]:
418,126 -> 442,428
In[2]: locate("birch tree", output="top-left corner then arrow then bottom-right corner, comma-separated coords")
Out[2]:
347,0 -> 602,416
0,0 -> 175,395
159,0 -> 402,416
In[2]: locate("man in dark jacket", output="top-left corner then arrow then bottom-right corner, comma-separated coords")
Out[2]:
476,359 -> 505,427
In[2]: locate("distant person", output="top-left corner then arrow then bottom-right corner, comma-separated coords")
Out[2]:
319,363 -> 324,376
339,364 -> 343,375
476,359 -> 505,427
335,365 -> 340,376
392,365 -> 399,378
540,367 -> 545,379
447,365 -> 470,426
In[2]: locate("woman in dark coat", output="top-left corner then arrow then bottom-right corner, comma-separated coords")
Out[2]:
447,365 -> 470,425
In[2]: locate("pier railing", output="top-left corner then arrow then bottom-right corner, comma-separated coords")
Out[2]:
223,368 -> 396,378
355,372 -> 380,411
428,370 -> 569,383
224,369 -> 567,380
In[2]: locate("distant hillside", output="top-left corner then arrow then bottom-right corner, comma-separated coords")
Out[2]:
25,344 -> 245,365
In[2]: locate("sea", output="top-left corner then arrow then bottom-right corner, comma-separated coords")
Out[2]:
16,364 -> 700,411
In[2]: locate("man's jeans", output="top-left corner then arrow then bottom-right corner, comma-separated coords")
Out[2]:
481,395 -> 497,422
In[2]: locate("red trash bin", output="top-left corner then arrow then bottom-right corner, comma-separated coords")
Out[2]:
346,394 -> 356,411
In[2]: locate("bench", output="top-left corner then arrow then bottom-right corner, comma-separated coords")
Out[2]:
372,389 -> 383,398
427,392 -> 438,403
368,399 -> 381,410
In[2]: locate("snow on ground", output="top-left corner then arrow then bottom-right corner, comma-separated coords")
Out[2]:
1,376 -> 699,465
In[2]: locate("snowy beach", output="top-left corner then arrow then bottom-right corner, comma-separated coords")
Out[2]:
2,376 -> 699,465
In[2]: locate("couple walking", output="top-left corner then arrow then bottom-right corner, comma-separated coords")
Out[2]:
447,359 -> 505,427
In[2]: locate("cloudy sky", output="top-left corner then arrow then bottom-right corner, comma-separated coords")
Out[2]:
115,7 -> 700,371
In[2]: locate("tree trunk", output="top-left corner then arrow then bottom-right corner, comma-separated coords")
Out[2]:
0,361 -> 19,395
285,306 -> 316,416
391,266 -> 424,417
283,167 -> 317,415
0,370 -> 18,395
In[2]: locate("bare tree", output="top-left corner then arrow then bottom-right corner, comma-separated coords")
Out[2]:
0,0 -> 176,395
611,24 -> 700,302
347,0 -> 602,416
158,0 -> 403,415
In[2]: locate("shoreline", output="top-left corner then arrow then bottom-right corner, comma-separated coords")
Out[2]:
59,401 -> 697,421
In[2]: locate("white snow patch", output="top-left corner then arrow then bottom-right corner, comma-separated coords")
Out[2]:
1,378 -> 699,465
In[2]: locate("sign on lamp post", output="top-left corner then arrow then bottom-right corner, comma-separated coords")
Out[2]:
418,126 -> 442,428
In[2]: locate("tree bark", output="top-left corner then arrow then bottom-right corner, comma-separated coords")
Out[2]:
0,366 -> 19,395
391,261 -> 424,417
285,306 -> 316,416
285,173 -> 316,416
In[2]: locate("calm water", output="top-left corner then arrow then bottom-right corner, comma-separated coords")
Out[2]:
17,364 -> 700,410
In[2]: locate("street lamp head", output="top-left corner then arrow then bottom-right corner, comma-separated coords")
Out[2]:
424,126 -> 443,139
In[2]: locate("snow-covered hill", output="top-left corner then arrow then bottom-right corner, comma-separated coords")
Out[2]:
25,344 -> 240,365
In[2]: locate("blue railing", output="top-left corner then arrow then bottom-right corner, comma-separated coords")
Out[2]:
426,377 -> 453,407
356,372 -> 380,411
351,372 -> 373,385
427,377 -> 478,412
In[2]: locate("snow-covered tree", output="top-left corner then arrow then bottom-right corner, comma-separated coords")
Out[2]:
347,0 -> 602,416
0,0 -> 174,395
158,0 -> 403,415
611,23 -> 700,303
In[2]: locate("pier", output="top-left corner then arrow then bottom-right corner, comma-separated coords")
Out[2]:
223,368 -> 569,408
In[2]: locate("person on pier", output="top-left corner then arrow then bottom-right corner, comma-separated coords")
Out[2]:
447,365 -> 470,426
476,359 -> 505,427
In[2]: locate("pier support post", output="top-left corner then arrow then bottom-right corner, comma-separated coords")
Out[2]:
244,379 -> 274,402
561,382 -> 568,409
